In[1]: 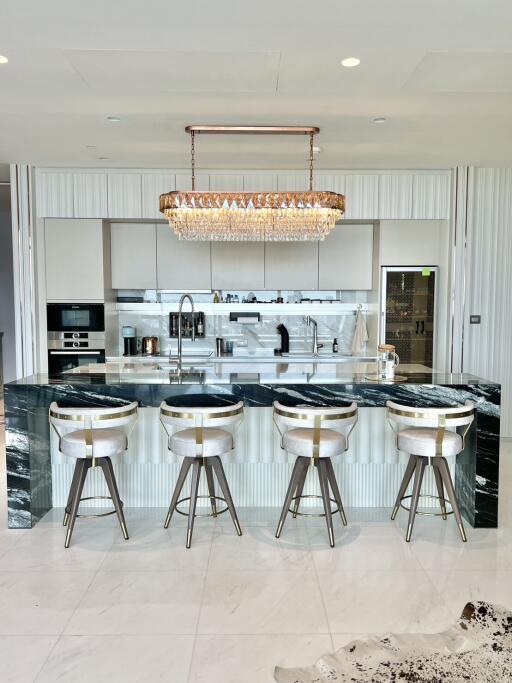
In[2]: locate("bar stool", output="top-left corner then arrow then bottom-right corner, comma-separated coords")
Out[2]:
273,400 -> 358,547
49,401 -> 138,548
160,399 -> 244,548
387,400 -> 475,542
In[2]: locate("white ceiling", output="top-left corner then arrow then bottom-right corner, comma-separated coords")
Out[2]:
2,0 -> 512,169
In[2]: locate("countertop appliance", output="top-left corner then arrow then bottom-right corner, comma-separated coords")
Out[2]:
122,326 -> 138,357
380,266 -> 438,367
47,303 -> 105,378
275,323 -> 290,354
141,336 -> 159,356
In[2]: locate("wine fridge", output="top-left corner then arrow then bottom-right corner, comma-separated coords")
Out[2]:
380,266 -> 438,368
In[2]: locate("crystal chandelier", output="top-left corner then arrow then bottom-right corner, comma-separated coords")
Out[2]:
160,125 -> 345,241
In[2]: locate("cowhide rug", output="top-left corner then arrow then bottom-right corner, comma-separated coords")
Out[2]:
275,602 -> 512,682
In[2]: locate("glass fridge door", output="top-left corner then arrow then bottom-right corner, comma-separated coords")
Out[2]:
382,268 -> 436,367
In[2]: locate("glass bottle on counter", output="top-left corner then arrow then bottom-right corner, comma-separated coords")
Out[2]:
332,338 -> 339,353
213,291 -> 220,303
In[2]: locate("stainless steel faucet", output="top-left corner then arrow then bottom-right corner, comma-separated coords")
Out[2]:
304,315 -> 323,356
177,293 -> 195,362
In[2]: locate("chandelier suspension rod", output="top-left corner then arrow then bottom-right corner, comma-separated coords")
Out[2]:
186,125 -> 320,193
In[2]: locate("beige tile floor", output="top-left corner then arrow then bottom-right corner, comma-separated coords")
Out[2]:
0,402 -> 511,682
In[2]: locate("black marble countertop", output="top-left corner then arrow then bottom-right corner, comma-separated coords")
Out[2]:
6,369 -> 500,387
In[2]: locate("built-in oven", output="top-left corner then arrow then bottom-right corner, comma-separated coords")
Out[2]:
47,303 -> 105,332
48,348 -> 106,377
47,303 -> 105,378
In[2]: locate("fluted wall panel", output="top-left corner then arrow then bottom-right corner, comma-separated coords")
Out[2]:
51,407 -> 446,508
464,168 -> 512,436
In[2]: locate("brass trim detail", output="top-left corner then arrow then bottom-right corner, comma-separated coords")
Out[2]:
387,407 -> 474,422
49,406 -> 138,422
289,494 -> 339,518
400,494 -> 454,517
274,407 -> 357,421
160,190 -> 345,213
160,406 -> 243,420
175,495 -> 229,518
436,414 -> 446,456
185,125 -> 320,135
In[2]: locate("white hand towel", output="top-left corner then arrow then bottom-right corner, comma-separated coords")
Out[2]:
351,310 -> 368,356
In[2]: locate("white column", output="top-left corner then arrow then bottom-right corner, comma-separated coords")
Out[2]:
10,164 -> 37,378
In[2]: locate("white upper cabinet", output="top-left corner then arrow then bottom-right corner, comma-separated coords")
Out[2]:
45,219 -> 105,301
412,174 -> 451,219
108,173 -> 142,218
243,174 -> 278,191
142,173 -> 176,219
111,223 -> 157,289
211,242 -> 265,290
378,175 -> 413,219
174,173 -> 210,191
343,175 -> 379,219
156,225 -> 211,290
277,173 -> 309,191
209,174 -> 244,191
265,242 -> 319,289
73,173 -> 108,218
36,172 -> 74,218
319,224 -> 374,290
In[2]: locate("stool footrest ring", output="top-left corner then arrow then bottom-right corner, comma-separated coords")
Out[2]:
400,494 -> 454,517
65,495 -> 123,519
289,494 -> 339,518
176,495 -> 229,518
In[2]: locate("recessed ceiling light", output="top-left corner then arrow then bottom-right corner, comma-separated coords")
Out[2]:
372,117 -> 387,124
0,55 -> 9,64
106,116 -> 121,122
85,145 -> 97,149
312,146 -> 321,154
341,57 -> 360,68
98,156 -> 110,161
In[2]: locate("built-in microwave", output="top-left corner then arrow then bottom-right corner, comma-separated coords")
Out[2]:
47,303 -> 104,333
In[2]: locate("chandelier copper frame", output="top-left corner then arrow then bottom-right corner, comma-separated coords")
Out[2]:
159,125 -> 345,241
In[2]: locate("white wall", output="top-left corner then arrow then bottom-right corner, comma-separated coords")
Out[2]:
0,186 -> 16,383
464,168 -> 512,436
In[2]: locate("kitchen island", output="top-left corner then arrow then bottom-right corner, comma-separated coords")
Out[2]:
4,361 -> 500,530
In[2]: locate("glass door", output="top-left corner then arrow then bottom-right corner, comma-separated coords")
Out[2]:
381,267 -> 437,367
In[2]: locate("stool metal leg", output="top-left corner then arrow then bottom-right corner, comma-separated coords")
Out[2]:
211,456 -> 242,537
391,454 -> 417,521
325,458 -> 347,527
432,462 -> 448,520
63,459 -> 83,527
186,460 -> 202,549
204,463 -> 218,517
275,457 -> 304,539
436,457 -> 467,542
164,457 -> 194,529
317,459 -> 335,548
292,459 -> 309,518
406,457 -> 426,542
64,459 -> 90,548
100,457 -> 129,541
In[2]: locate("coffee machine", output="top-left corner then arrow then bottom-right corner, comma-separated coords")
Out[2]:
122,326 -> 138,356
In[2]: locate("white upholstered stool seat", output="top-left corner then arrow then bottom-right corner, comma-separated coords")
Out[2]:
160,398 -> 244,548
397,428 -> 462,458
170,427 -> 233,458
273,400 -> 358,548
387,400 -> 474,543
283,428 -> 346,459
61,428 -> 127,459
49,401 -> 138,548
